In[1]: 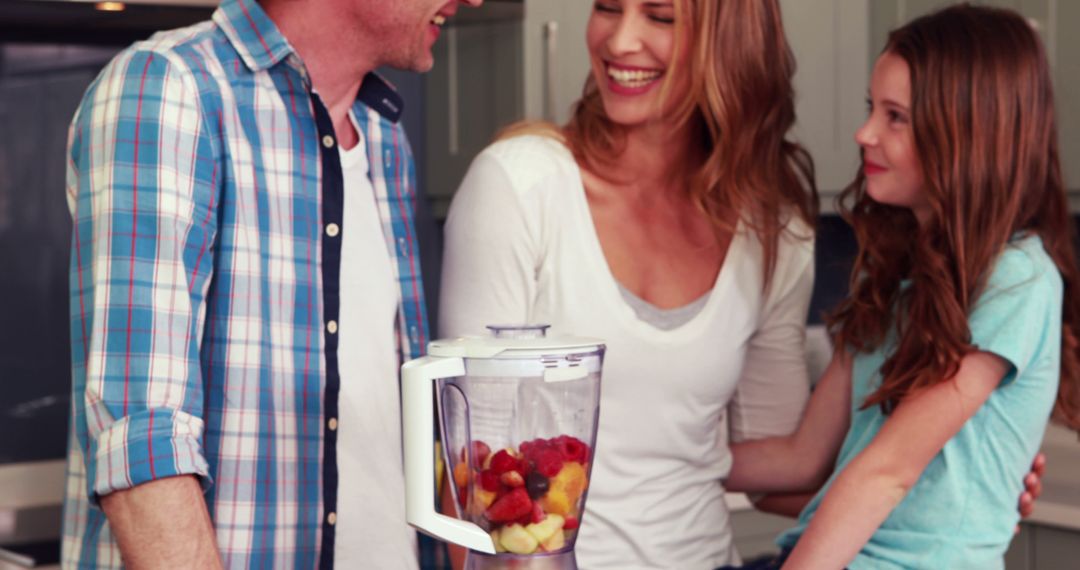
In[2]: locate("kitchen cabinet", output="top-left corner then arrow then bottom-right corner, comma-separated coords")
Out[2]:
422,1 -> 525,218
1005,523 -> 1080,569
779,0 -> 871,203
416,0 -> 594,218
521,0 -> 593,125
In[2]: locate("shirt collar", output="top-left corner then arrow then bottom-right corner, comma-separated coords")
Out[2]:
214,0 -> 294,72
214,0 -> 405,124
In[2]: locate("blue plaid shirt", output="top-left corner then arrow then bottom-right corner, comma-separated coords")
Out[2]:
62,0 -> 430,567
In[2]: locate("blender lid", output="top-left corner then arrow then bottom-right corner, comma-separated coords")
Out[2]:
427,324 -> 605,358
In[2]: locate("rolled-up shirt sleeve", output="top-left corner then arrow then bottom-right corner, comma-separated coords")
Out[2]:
67,48 -> 218,503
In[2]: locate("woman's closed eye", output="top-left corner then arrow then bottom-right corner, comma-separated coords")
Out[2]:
646,6 -> 675,24
594,1 -> 620,15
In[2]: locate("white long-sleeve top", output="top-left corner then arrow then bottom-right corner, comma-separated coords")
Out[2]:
439,135 -> 814,570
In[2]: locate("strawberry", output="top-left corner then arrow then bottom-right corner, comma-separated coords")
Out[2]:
457,485 -> 468,509
500,470 -> 525,488
563,515 -> 580,530
479,469 -> 501,492
489,449 -> 520,475
530,501 -> 546,524
485,488 -> 533,523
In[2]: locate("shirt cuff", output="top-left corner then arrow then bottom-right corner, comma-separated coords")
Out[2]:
86,408 -> 211,506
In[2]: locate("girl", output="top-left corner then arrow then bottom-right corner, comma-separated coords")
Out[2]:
723,4 -> 1080,569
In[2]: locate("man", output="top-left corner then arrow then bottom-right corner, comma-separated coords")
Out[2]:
62,0 -> 482,567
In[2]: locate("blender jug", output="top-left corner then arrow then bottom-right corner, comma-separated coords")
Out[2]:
403,325 -> 604,570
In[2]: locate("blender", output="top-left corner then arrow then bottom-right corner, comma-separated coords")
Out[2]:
403,325 -> 604,570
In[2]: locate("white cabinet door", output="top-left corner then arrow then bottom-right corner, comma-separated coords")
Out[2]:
523,0 -> 593,124
781,0 -> 871,203
424,7 -> 524,217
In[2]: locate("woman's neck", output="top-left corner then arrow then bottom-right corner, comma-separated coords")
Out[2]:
604,119 -> 702,200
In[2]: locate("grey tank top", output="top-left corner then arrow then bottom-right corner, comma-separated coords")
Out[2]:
616,283 -> 710,330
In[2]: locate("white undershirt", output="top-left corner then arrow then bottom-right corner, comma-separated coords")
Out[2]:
439,135 -> 814,570
334,111 -> 416,569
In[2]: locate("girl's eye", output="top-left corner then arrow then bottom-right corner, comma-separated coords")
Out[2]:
865,97 -> 874,114
887,109 -> 908,124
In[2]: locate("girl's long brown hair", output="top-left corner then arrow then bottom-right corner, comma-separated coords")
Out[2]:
551,0 -> 819,285
828,4 -> 1080,432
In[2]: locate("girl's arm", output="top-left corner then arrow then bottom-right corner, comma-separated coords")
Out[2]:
726,348 -> 854,494
781,350 -> 1009,570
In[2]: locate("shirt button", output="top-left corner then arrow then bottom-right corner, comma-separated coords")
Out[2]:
327,320 -> 338,334
328,417 -> 338,431
325,223 -> 340,238
322,135 -> 335,148
327,512 -> 337,526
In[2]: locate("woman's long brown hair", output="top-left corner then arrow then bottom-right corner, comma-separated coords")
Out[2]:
828,4 -> 1080,432
556,0 -> 819,286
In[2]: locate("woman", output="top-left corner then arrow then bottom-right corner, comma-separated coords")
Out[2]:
441,1 -> 814,567
439,1 -> 1042,568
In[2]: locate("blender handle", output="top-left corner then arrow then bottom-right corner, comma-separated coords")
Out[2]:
402,356 -> 497,554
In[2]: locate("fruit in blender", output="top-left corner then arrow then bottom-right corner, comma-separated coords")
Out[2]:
489,449 -> 521,475
539,528 -> 566,552
500,470 -> 525,488
498,523 -> 540,555
464,441 -> 492,468
453,462 -> 471,488
490,529 -> 507,553
553,435 -> 589,463
469,487 -> 498,515
551,461 -> 587,502
524,513 -> 564,544
485,487 -> 533,522
539,488 -> 572,517
479,470 -> 501,492
524,472 -> 550,500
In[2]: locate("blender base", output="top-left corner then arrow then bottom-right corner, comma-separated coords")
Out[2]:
465,550 -> 577,570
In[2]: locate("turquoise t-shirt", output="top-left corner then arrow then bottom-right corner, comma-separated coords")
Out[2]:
776,235 -> 1063,569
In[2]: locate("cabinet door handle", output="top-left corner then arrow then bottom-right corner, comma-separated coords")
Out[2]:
543,20 -> 559,122
448,26 -> 459,155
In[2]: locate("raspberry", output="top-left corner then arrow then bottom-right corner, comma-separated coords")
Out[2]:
554,436 -> 589,463
534,448 -> 564,478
